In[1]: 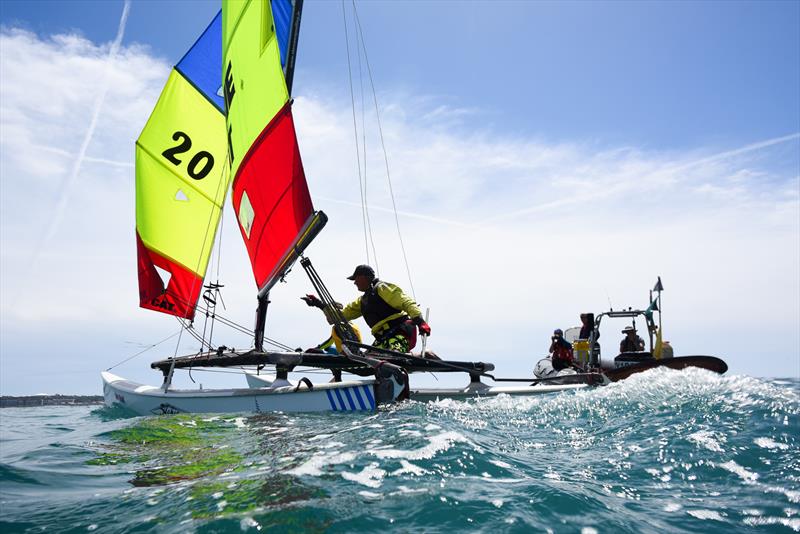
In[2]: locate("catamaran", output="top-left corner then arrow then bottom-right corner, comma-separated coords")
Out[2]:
102,1 -> 727,416
102,1 -> 592,415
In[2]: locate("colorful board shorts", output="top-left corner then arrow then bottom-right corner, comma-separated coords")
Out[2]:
374,333 -> 410,353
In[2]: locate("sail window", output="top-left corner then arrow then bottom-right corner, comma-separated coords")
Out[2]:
175,189 -> 189,202
239,191 -> 255,239
154,265 -> 172,289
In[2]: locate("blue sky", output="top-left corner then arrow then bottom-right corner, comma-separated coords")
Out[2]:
3,0 -> 797,147
0,0 -> 798,394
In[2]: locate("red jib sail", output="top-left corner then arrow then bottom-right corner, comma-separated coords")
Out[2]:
224,0 -> 324,296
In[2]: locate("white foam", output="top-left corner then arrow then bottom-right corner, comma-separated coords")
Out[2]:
686,509 -> 725,521
240,517 -> 260,531
688,430 -> 725,453
754,437 -> 790,450
393,485 -> 427,495
743,517 -> 800,531
490,459 -> 512,469
232,417 -> 247,429
341,462 -> 386,488
719,460 -> 759,482
287,451 -> 357,477
390,460 -> 429,476
369,431 -> 469,460
765,485 -> 800,504
663,502 -> 682,512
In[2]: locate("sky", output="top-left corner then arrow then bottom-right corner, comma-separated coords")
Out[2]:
0,0 -> 798,395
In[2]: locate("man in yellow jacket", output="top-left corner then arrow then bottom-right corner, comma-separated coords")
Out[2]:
304,265 -> 430,353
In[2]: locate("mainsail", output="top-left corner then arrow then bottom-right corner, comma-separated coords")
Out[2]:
223,0 -> 325,297
135,12 -> 228,320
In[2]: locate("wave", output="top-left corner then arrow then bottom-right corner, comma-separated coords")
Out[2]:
0,370 -> 797,532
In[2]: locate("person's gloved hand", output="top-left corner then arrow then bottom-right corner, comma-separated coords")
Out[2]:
301,294 -> 323,308
418,322 -> 431,336
413,316 -> 431,336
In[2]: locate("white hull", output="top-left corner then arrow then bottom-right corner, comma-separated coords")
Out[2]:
101,371 -> 391,415
246,370 -> 589,403
410,382 -> 588,401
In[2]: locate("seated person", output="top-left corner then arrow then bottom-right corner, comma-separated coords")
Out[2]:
619,326 -> 645,353
579,313 -> 597,340
311,323 -> 363,355
549,329 -> 574,371
302,297 -> 363,383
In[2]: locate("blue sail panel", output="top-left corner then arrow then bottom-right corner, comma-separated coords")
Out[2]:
271,0 -> 302,93
272,0 -> 293,68
176,11 -> 224,113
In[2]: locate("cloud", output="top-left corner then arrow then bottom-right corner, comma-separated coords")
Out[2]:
34,1 -> 131,259
0,26 -> 798,394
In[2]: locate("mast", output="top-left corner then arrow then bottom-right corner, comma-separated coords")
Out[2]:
285,0 -> 304,94
222,0 -> 325,350
254,293 -> 270,352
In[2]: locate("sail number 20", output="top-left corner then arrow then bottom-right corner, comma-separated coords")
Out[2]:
162,131 -> 215,180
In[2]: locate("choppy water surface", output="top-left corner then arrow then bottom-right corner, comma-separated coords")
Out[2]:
1,369 -> 798,533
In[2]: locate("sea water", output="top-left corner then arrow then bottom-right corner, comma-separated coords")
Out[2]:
0,368 -> 798,533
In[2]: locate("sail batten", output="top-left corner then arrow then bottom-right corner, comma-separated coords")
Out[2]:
136,143 -> 226,209
134,141 -> 227,209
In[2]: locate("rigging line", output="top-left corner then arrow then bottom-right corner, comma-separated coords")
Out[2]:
172,316 -> 187,359
342,0 -> 371,266
215,181 -> 226,282
159,289 -> 295,352
352,1 -> 415,298
353,4 -> 380,275
206,163 -> 229,349
179,317 -> 214,352
185,149 -> 231,336
105,330 -> 181,371
167,291 -> 252,336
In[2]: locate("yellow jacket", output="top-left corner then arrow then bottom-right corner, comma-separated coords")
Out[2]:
341,280 -> 421,335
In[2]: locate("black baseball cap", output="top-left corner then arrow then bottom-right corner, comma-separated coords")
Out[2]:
347,265 -> 375,280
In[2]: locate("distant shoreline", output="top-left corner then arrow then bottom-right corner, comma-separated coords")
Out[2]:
1,395 -> 104,408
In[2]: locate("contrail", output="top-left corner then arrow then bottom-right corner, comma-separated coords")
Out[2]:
315,195 -> 475,228
29,0 -> 131,267
668,132 -> 800,174
480,132 -> 800,225
36,144 -> 133,168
